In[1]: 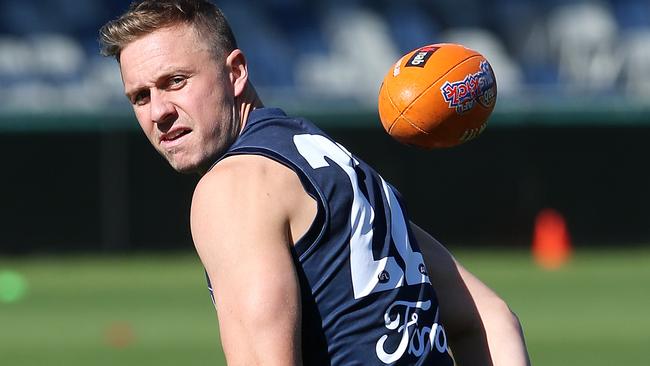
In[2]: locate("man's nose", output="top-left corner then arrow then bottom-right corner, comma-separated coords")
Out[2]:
150,90 -> 177,125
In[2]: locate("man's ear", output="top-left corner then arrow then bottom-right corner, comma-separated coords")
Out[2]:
225,49 -> 248,98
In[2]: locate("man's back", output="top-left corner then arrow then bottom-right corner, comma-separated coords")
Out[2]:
211,108 -> 454,365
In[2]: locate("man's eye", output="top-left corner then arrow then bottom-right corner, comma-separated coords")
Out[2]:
169,76 -> 186,87
133,91 -> 150,105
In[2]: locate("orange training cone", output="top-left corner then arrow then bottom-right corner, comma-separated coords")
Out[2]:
532,208 -> 572,270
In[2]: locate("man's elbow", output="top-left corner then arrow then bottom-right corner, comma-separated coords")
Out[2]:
485,297 -> 526,340
490,294 -> 517,322
483,299 -> 532,365
507,307 -> 526,339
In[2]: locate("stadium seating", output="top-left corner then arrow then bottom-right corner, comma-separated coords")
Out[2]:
1,0 -> 649,112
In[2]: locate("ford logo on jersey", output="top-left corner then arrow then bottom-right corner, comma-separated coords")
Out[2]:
375,300 -> 448,364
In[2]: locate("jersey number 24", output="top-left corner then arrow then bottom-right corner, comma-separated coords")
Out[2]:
294,134 -> 430,299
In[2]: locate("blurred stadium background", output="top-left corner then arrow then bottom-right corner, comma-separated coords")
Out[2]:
1,0 -> 649,365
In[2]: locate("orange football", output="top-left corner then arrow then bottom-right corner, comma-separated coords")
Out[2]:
378,43 -> 497,149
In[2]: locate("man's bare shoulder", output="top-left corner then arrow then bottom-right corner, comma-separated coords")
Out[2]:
192,155 -> 291,220
191,154 -> 316,248
193,154 -> 303,206
215,152 -> 302,177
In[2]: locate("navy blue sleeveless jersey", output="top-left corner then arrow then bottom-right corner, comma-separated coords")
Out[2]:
207,108 -> 454,365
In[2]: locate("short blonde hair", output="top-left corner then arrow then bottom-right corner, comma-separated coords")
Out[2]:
99,0 -> 237,61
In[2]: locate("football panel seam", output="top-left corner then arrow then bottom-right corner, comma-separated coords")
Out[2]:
402,54 -> 482,121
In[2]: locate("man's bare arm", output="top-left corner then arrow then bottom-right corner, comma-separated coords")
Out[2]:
411,223 -> 530,366
191,155 -> 306,365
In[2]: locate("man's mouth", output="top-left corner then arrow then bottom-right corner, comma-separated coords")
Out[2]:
160,128 -> 192,148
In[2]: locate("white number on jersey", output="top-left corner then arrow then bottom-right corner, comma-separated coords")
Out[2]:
294,134 -> 430,299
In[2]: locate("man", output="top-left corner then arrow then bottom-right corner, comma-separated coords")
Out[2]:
99,0 -> 530,364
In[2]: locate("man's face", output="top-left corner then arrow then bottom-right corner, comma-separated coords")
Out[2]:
120,24 -> 240,174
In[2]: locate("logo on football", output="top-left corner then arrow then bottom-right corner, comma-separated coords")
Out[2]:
405,46 -> 440,68
440,60 -> 496,114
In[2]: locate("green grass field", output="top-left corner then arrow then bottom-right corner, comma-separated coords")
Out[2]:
1,248 -> 649,365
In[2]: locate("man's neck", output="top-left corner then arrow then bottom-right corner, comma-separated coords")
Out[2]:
237,83 -> 264,134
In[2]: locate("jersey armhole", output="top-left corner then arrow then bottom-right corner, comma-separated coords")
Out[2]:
219,147 -> 328,259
